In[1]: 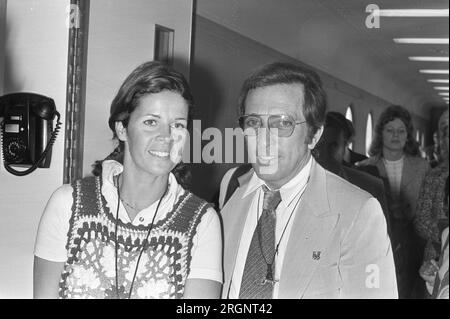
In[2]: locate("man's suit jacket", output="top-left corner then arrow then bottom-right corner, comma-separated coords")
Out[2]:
340,165 -> 392,238
221,159 -> 398,298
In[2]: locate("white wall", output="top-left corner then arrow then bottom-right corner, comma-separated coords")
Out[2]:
0,0 -> 6,95
82,0 -> 193,177
0,0 -> 69,298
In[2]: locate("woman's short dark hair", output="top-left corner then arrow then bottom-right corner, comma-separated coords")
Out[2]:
92,61 -> 193,187
369,105 -> 420,157
238,62 -> 327,143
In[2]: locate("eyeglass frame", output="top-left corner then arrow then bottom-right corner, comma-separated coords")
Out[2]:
237,113 -> 307,137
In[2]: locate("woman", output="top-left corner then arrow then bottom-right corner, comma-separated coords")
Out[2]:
357,105 -> 429,299
33,61 -> 223,299
419,176 -> 449,299
416,110 -> 449,296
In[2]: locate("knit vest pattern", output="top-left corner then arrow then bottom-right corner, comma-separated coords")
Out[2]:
58,176 -> 211,299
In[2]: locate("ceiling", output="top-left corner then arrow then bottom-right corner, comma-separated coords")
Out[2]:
197,0 -> 449,118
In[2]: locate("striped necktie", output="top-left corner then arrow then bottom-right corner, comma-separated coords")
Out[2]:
239,185 -> 282,299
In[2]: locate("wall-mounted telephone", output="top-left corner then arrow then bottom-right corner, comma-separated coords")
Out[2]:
0,92 -> 62,176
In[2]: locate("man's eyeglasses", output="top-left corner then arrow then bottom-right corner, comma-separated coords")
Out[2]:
238,114 -> 306,137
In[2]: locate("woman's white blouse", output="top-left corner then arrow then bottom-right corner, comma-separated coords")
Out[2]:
34,160 -> 223,284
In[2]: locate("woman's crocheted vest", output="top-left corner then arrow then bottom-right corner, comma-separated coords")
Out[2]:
58,176 -> 210,299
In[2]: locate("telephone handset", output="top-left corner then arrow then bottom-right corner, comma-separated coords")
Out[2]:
0,92 -> 62,176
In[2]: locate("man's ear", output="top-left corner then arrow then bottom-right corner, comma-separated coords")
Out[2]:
115,121 -> 127,142
308,125 -> 324,150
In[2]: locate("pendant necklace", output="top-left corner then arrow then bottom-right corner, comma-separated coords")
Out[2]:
114,174 -> 167,299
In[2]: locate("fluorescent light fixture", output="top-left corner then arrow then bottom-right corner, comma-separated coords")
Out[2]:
394,38 -> 449,44
376,9 -> 449,17
438,92 -> 449,96
428,79 -> 449,83
409,56 -> 449,62
434,86 -> 449,90
420,70 -> 449,74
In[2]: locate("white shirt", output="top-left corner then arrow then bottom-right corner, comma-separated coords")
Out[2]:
228,156 -> 313,298
384,157 -> 404,197
34,160 -> 223,283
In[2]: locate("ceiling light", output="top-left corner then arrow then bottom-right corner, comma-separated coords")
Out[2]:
428,79 -> 449,83
394,38 -> 449,44
434,87 -> 449,90
420,70 -> 449,74
377,9 -> 449,17
438,92 -> 449,96
409,56 -> 449,62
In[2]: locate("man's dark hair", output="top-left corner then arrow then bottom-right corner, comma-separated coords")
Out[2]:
325,111 -> 354,144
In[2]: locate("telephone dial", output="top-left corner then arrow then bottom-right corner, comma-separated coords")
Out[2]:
0,92 -> 62,176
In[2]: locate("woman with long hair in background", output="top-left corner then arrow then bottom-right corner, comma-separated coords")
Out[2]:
357,105 -> 429,299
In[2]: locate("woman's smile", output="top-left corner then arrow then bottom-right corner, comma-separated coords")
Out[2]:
148,150 -> 170,158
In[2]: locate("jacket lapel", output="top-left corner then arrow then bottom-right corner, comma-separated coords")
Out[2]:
400,155 -> 414,189
278,161 -> 340,298
374,156 -> 387,180
222,170 -> 254,298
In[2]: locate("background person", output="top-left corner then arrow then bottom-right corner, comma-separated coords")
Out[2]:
357,104 -> 429,299
416,110 -> 449,297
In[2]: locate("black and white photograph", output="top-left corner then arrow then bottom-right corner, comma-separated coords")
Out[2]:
0,0 -> 448,304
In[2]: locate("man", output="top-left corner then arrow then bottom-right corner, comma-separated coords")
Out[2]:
340,118 -> 368,166
220,62 -> 397,299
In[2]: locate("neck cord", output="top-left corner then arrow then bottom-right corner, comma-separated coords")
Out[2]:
256,176 -> 310,282
114,174 -> 167,299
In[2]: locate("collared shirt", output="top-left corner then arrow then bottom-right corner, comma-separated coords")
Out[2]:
34,160 -> 223,283
228,156 -> 313,298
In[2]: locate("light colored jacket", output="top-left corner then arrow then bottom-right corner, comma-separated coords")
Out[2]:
221,159 -> 398,298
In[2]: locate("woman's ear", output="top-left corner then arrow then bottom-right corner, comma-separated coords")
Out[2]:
308,125 -> 324,150
115,121 -> 127,142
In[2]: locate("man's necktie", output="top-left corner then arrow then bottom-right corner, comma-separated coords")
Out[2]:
239,185 -> 282,299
